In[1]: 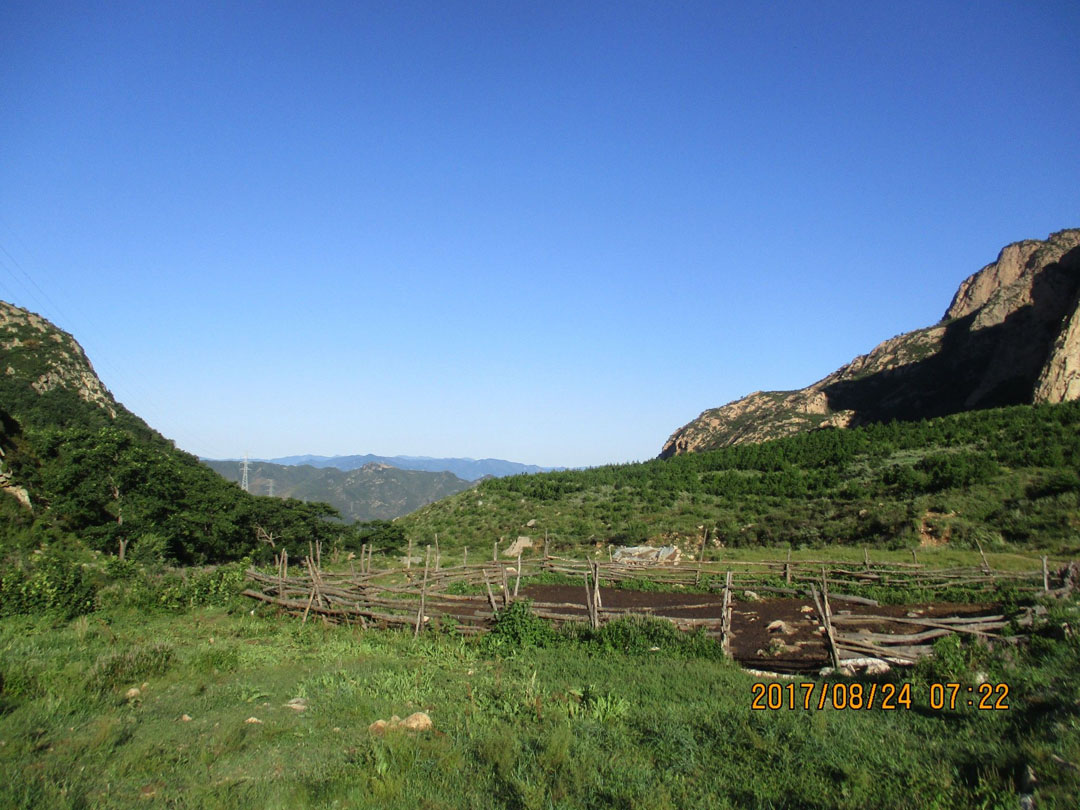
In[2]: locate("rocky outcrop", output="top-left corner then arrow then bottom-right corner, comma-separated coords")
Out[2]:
662,229 -> 1080,457
0,301 -> 118,418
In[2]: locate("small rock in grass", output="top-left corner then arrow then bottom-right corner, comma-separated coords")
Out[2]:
245,717 -> 262,725
742,591 -> 761,602
125,687 -> 141,700
285,698 -> 307,711
400,712 -> 433,732
180,714 -> 192,722
369,712 -> 434,735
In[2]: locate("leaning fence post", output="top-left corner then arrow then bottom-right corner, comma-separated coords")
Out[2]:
414,548 -> 430,637
482,569 -> 499,616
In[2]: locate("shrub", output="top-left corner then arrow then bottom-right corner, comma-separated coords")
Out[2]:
483,599 -> 555,653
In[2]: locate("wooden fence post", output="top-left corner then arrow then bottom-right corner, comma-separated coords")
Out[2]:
414,548 -> 430,637
406,537 -> 413,570
463,546 -> 468,568
819,568 -> 840,669
493,540 -> 499,562
785,548 -> 792,585
719,571 -> 733,657
592,560 -> 602,612
482,570 -> 499,616
695,527 -> 709,587
514,551 -> 523,597
584,572 -> 598,630
434,533 -> 440,571
1042,556 -> 1050,592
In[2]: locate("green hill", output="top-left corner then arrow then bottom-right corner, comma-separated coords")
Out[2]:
399,401 -> 1080,555
0,301 -> 346,563
204,459 -> 474,522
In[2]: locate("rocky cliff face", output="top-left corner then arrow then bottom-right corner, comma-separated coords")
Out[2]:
0,301 -> 118,418
661,229 -> 1080,457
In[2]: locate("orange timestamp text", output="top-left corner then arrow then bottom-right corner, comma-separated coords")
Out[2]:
750,681 -> 1010,711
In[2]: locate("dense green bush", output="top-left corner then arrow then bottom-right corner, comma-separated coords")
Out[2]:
0,549 -> 96,620
483,599 -> 556,653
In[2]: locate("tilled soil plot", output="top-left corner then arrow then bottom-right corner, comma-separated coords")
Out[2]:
518,584 -> 997,673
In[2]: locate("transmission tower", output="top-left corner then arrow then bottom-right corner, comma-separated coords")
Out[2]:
240,454 -> 250,493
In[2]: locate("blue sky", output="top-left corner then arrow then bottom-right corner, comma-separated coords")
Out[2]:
1,1 -> 1077,468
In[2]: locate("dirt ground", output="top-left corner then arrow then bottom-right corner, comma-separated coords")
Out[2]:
518,584 -> 997,673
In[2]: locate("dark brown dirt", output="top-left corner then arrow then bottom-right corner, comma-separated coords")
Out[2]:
518,584 -> 998,673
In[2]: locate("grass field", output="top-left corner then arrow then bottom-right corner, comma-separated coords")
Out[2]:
2,577 -> 1078,810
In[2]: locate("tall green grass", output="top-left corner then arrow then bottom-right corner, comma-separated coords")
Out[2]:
1,594 -> 1077,809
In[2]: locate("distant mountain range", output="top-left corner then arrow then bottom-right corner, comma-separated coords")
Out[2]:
233,454 -> 564,482
204,459 -> 473,523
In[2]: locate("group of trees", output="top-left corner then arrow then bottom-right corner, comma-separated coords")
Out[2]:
1,418 -> 352,565
423,401 -> 1080,551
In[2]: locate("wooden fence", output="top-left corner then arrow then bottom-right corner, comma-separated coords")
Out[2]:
242,545 -> 1075,669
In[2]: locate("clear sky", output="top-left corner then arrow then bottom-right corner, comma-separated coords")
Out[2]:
1,1 -> 1078,468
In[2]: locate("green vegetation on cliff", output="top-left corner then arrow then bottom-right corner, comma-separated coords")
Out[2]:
401,402 -> 1080,554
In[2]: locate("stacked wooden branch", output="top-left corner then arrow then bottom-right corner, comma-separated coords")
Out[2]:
828,610 -> 1025,665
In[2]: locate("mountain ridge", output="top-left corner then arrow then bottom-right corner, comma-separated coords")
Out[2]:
203,458 -> 474,522
236,454 -> 563,481
661,229 -> 1080,457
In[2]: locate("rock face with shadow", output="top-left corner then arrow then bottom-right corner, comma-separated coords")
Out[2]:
661,229 -> 1080,457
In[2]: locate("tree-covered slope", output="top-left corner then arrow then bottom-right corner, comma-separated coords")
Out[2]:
400,402 -> 1080,555
204,459 -> 474,522
0,301 -> 345,563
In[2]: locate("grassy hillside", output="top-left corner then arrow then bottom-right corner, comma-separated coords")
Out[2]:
400,402 -> 1080,555
204,459 -> 474,522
